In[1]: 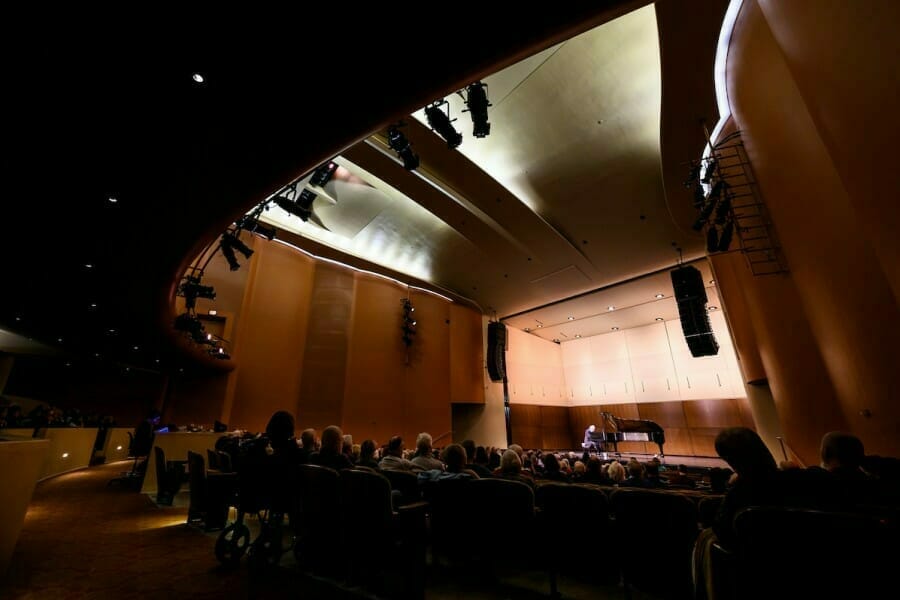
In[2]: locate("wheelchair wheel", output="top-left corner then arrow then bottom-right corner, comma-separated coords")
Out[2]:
247,527 -> 283,574
215,522 -> 251,568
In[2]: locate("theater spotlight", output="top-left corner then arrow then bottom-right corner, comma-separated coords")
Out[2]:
424,99 -> 463,149
178,276 -> 215,309
242,218 -> 276,240
220,232 -> 253,271
174,312 -> 204,339
387,124 -> 419,170
462,81 -> 491,138
309,160 -> 338,190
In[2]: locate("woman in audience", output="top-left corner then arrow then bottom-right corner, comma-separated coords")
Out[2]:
358,439 -> 381,471
607,460 -> 626,485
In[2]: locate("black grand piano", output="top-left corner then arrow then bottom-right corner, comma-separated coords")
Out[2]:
586,412 -> 666,456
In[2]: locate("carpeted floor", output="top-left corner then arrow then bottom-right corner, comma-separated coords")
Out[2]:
3,463 -> 663,600
2,462 -> 352,599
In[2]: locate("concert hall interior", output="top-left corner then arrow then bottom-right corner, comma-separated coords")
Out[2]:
2,1 -> 899,599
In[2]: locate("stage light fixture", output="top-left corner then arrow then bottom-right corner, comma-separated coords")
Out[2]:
309,161 -> 338,189
219,232 -> 254,271
178,276 -> 216,309
240,217 -> 276,240
387,124 -> 419,170
424,99 -> 462,149
462,81 -> 491,138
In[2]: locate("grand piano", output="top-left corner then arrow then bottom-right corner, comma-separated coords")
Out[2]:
586,412 -> 666,456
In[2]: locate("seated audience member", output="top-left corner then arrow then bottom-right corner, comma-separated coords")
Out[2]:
418,444 -> 479,483
350,443 -> 361,464
694,427 -> 787,600
712,427 -> 782,550
380,436 -> 415,471
310,425 -> 353,471
541,453 -> 571,483
820,431 -> 869,483
572,460 -> 586,481
644,460 -> 666,488
581,456 -> 609,485
488,447 -> 502,471
410,432 -> 444,472
497,449 -> 535,490
470,445 -> 494,478
461,440 -> 492,478
607,461 -> 626,485
342,434 -> 353,458
666,464 -> 695,488
620,458 -> 648,487
358,439 -> 381,471
297,428 -> 317,464
265,410 -> 300,458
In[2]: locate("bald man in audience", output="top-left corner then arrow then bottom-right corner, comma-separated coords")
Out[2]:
310,425 -> 352,471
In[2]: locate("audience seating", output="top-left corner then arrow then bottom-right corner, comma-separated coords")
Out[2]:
721,505 -> 899,600
610,488 -> 699,599
340,468 -> 427,598
293,464 -> 343,576
186,450 -> 234,529
382,469 -> 420,505
536,483 -> 618,594
154,446 -> 185,505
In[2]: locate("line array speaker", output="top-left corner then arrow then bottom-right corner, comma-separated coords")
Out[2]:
671,265 -> 719,357
487,321 -> 508,382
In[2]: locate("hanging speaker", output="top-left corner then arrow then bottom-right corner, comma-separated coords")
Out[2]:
487,321 -> 507,382
671,266 -> 719,357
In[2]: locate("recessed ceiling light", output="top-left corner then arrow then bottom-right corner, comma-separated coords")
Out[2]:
208,309 -> 218,316
192,73 -> 205,83
607,306 -> 615,311
15,316 -> 21,321
552,338 -> 560,343
524,327 -> 530,332
655,317 -> 664,321
155,359 -> 160,363
567,316 -> 574,321
62,453 -> 69,458
655,293 -> 665,299
94,353 -> 100,358
90,303 -> 97,308
85,263 -> 93,269
57,337 -> 63,342
575,334 -> 582,338
537,324 -> 543,328
708,306 -> 719,311
108,196 -> 117,203
611,326 -> 619,331
133,346 -> 139,351
709,279 -> 715,284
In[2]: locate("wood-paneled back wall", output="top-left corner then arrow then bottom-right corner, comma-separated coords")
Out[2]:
510,397 -> 754,456
184,240 -> 485,445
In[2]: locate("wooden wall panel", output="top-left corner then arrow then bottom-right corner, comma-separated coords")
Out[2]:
510,404 -> 542,450
342,275 -> 407,446
540,406 -> 572,450
227,242 -> 315,433
297,263 -> 355,431
402,290 -> 452,447
638,401 -> 691,456
449,303 -> 485,404
682,398 -> 757,457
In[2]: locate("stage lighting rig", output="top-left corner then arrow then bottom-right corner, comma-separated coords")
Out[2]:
387,124 -> 420,170
219,231 -> 254,271
460,81 -> 491,138
178,275 -> 216,309
424,99 -> 463,149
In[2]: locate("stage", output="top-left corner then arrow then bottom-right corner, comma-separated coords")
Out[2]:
555,450 -> 729,470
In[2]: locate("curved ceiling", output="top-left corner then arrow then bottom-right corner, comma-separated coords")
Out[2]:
262,5 -> 707,323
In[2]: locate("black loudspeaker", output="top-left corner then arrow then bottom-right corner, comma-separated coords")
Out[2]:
487,321 -> 508,382
671,266 -> 719,357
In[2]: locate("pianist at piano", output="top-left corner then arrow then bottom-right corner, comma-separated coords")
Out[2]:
584,413 -> 667,458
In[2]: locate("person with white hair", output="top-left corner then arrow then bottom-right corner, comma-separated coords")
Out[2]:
497,449 -> 535,489
410,432 -> 444,472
